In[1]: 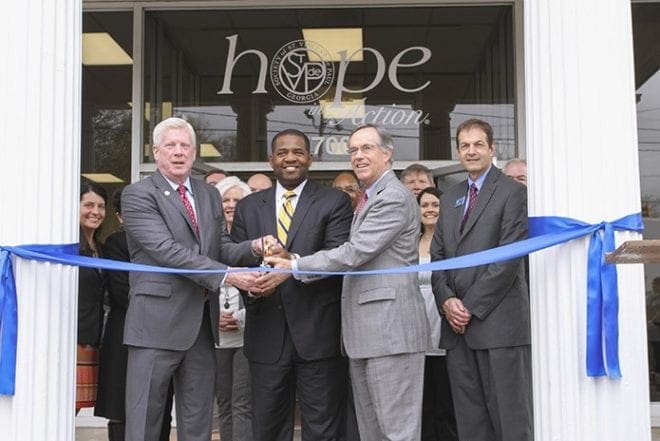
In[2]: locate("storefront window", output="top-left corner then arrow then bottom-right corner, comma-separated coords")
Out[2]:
142,6 -> 516,168
632,2 -> 660,402
81,11 -> 133,193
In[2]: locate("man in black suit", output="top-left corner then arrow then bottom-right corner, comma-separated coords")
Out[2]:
231,129 -> 354,441
431,119 -> 532,441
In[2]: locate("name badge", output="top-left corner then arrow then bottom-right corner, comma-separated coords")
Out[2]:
455,196 -> 465,207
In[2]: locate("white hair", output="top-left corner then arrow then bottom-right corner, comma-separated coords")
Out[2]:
214,176 -> 251,198
153,117 -> 197,148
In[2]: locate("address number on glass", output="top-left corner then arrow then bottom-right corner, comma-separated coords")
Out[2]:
311,136 -> 349,156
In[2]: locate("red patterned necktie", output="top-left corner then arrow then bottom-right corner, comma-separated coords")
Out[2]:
177,184 -> 199,236
460,183 -> 478,232
355,192 -> 368,215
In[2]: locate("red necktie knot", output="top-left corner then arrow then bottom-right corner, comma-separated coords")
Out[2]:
355,192 -> 368,215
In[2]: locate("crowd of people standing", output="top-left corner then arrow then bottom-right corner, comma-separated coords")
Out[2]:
75,117 -> 531,441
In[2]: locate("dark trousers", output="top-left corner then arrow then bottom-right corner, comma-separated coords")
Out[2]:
447,340 -> 533,441
421,356 -> 458,441
249,328 -> 347,441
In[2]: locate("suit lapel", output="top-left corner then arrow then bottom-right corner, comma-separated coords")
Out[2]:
152,171 -> 200,242
352,170 -> 394,230
190,178 -> 209,249
258,188 -> 277,238
459,167 -> 500,240
286,181 -> 316,248
452,184 -> 468,243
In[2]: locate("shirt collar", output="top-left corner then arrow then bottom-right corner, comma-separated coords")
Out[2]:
162,174 -> 194,195
467,166 -> 492,192
363,169 -> 392,199
275,179 -> 308,201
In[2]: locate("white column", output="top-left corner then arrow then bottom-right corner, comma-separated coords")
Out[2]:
0,1 -> 81,440
525,1 -> 650,440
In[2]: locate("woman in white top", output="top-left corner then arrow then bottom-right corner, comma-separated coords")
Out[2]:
215,176 -> 253,441
418,186 -> 458,441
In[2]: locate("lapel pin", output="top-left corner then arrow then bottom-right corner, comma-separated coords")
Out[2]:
164,190 -> 171,196
455,196 -> 465,207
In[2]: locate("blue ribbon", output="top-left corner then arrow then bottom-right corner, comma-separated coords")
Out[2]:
0,250 -> 18,395
0,212 -> 644,395
529,213 -> 644,378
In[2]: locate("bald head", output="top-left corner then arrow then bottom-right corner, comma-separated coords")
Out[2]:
247,173 -> 273,192
333,172 -> 361,209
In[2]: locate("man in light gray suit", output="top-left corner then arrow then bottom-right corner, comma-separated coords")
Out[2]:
267,124 -> 430,441
431,119 -> 532,441
121,117 -> 271,441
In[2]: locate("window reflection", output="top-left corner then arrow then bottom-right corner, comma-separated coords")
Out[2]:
82,11 -> 133,184
142,6 -> 516,165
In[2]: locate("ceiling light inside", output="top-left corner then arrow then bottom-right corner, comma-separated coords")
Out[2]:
83,33 -> 132,66
302,28 -> 363,62
200,143 -> 222,157
319,98 -> 366,119
81,173 -> 124,183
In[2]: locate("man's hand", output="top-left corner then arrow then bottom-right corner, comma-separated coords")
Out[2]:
251,235 -> 283,257
264,256 -> 292,269
219,312 -> 239,332
442,297 -> 472,334
254,271 -> 291,294
225,270 -> 261,292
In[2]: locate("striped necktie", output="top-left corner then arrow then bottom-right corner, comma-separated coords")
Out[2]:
177,184 -> 199,236
460,183 -> 478,232
277,191 -> 296,245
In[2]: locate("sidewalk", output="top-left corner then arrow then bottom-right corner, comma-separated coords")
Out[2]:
75,426 -> 302,441
75,424 -> 658,441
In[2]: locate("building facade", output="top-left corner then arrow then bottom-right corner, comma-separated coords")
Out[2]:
0,1 -> 657,440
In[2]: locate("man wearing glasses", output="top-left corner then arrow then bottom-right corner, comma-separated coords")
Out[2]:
267,123 -> 430,441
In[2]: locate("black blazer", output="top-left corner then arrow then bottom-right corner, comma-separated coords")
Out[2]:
231,180 -> 353,363
95,229 -> 130,420
77,246 -> 105,347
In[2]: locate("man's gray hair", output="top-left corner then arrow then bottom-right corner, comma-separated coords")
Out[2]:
504,158 -> 527,172
349,123 -> 394,164
153,117 -> 197,148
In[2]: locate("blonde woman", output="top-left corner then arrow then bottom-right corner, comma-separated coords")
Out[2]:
214,176 -> 253,441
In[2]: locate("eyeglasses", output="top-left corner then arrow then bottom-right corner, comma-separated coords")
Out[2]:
336,186 -> 359,194
347,144 -> 378,156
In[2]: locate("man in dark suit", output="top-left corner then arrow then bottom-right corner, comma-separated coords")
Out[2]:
431,119 -> 532,441
231,129 -> 354,441
121,117 -> 271,441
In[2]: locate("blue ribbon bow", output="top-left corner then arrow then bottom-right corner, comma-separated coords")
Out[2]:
0,212 -> 644,395
529,213 -> 644,378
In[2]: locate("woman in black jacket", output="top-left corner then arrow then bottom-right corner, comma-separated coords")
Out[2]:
76,181 -> 107,413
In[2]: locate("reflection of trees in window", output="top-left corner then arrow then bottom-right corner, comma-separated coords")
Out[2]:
90,109 -> 131,182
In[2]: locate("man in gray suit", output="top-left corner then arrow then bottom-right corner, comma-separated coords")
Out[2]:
121,117 -> 271,441
431,118 -> 532,441
267,124 -> 430,441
